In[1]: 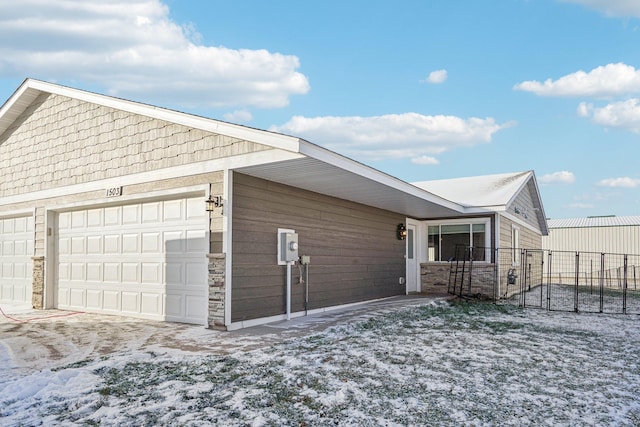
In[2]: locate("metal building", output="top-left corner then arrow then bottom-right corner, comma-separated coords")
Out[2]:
542,216 -> 640,255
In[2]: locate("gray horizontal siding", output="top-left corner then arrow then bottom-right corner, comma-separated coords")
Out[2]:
232,173 -> 406,322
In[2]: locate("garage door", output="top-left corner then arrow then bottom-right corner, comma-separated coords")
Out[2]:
56,197 -> 208,324
0,215 -> 34,307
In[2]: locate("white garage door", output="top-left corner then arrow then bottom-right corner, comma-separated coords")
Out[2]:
56,197 -> 208,324
0,216 -> 34,307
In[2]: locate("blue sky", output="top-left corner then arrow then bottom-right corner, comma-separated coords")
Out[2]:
1,0 -> 640,219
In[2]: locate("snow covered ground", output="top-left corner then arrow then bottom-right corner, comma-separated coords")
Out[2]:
1,299 -> 639,426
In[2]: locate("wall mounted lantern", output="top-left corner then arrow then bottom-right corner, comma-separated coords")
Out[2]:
397,223 -> 407,240
205,195 -> 223,212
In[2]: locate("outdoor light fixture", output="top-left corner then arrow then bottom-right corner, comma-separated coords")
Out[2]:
205,195 -> 223,212
397,223 -> 407,240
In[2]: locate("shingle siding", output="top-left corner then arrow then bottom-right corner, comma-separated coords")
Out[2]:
0,93 -> 269,197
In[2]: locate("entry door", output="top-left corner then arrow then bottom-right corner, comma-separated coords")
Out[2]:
406,223 -> 418,293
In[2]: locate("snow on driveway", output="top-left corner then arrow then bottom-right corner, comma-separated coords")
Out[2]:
1,298 -> 639,426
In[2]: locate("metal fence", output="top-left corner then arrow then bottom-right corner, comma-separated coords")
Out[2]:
448,246 -> 640,315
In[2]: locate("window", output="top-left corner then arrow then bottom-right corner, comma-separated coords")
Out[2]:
512,225 -> 520,265
427,219 -> 490,262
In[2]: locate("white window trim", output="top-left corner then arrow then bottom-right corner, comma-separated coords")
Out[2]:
424,217 -> 491,263
512,224 -> 521,266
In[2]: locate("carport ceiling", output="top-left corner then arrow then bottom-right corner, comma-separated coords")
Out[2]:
236,157 -> 467,219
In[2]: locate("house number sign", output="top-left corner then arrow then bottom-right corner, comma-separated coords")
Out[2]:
106,186 -> 123,197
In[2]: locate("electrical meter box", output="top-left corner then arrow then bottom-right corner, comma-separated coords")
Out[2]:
280,232 -> 299,263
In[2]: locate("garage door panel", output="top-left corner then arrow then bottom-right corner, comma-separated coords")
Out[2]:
14,263 -> 27,279
122,205 -> 139,224
142,202 -> 161,223
103,291 -> 120,311
186,262 -> 207,286
166,263 -> 183,284
142,232 -> 161,253
69,288 -> 85,307
122,263 -> 140,283
71,263 -> 85,281
141,293 -> 162,315
86,289 -> 102,309
121,292 -> 140,313
141,263 -> 162,284
104,207 -> 121,226
186,230 -> 206,252
163,200 -> 184,221
87,209 -> 103,227
87,236 -> 102,254
0,215 -> 33,306
104,235 -> 120,253
104,263 -> 120,282
122,234 -> 139,253
3,241 -> 14,255
56,197 -> 207,324
165,294 -> 183,317
185,295 -> 206,320
87,263 -> 102,281
71,237 -> 85,254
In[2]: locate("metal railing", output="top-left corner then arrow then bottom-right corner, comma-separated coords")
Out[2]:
448,246 -> 640,315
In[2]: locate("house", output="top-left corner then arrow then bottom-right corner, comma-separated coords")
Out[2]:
0,79 -> 547,329
412,171 -> 548,297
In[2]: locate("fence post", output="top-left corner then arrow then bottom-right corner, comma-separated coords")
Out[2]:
520,249 -> 526,307
590,259 -> 593,295
493,248 -> 498,302
623,255 -> 628,314
547,251 -> 553,311
574,252 -> 580,313
599,253 -> 605,313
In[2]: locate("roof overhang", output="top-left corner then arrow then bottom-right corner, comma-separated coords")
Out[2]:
1,79 -> 469,219
235,155 -> 465,219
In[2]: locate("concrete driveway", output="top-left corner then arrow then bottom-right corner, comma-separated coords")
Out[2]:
0,295 -> 451,381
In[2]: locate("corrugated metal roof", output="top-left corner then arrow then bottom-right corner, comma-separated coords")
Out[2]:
548,216 -> 640,229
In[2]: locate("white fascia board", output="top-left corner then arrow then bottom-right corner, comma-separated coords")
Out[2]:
298,140 -> 465,214
463,205 -> 506,214
501,171 -> 548,236
0,149 -> 304,207
20,79 -> 303,153
503,170 -> 534,208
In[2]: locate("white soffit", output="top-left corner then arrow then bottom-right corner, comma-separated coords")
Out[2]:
236,157 -> 465,218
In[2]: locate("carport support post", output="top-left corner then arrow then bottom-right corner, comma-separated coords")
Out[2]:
207,254 -> 226,329
31,256 -> 45,309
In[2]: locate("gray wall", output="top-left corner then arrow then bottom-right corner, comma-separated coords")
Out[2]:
231,173 -> 406,322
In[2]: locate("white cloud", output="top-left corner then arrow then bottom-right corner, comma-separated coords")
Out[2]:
597,177 -> 640,188
539,171 -> 576,185
568,203 -> 595,209
0,0 -> 309,108
271,113 -> 513,161
223,110 -> 253,123
421,69 -> 448,84
579,98 -> 640,132
411,156 -> 440,165
560,0 -> 640,17
576,102 -> 592,117
514,63 -> 640,98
